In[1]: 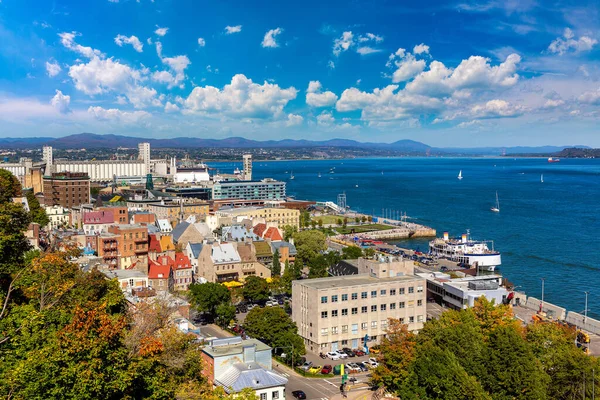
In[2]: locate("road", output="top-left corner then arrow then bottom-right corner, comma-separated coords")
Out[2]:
200,324 -> 372,400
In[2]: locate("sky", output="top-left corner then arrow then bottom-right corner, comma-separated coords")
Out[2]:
0,0 -> 599,147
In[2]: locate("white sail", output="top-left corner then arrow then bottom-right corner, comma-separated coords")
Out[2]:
458,170 -> 463,180
491,191 -> 500,212
541,174 -> 544,183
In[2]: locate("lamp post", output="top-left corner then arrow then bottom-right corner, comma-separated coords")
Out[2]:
540,278 -> 545,313
584,291 -> 589,325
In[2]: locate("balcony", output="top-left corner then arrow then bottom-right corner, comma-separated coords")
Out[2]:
134,248 -> 148,254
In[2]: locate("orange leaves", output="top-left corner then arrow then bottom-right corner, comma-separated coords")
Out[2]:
139,336 -> 164,357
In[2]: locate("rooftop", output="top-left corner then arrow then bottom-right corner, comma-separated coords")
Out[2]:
102,269 -> 147,280
215,363 -> 287,394
202,337 -> 271,358
294,273 -> 423,290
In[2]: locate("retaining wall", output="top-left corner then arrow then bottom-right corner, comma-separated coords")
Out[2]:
523,296 -> 567,320
566,311 -> 600,335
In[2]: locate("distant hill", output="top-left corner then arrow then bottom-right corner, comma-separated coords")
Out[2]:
0,132 -> 590,155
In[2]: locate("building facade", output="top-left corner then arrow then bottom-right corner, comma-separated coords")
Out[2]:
292,273 -> 427,354
217,207 -> 300,229
43,172 -> 90,208
45,205 -> 71,229
107,224 -> 149,269
147,202 -> 210,221
212,179 -> 286,201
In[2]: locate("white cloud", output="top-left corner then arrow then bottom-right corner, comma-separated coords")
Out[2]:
286,113 -> 303,126
413,43 -> 430,55
262,27 -> 283,48
58,32 -> 103,58
317,111 -> 335,126
457,120 -> 482,128
471,99 -> 524,118
388,50 -> 426,83
153,54 -> 191,88
50,90 -> 71,114
333,31 -> 354,56
114,34 -> 143,52
197,37 -> 206,47
225,25 -> 242,34
45,60 -> 62,77
578,88 -> 600,105
88,106 -> 150,123
548,28 -> 597,55
357,47 -> 382,55
358,33 -> 383,43
155,27 -> 169,37
543,99 -> 565,108
306,80 -> 338,107
184,74 -> 297,119
327,60 -> 335,69
155,41 -> 163,58
164,101 -> 180,113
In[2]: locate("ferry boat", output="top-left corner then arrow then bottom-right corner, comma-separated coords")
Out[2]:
429,231 -> 501,271
548,157 -> 560,163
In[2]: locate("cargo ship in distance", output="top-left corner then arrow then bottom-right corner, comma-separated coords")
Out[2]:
429,231 -> 501,271
548,157 -> 560,163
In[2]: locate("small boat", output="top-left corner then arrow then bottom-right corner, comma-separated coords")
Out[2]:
290,171 -> 295,180
540,174 -> 544,183
458,170 -> 463,180
318,172 -> 321,178
381,171 -> 384,175
548,157 -> 560,163
355,184 -> 359,188
490,191 -> 500,213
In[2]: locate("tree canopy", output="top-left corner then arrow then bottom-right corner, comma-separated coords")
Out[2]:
242,276 -> 270,303
188,282 -> 231,322
293,229 -> 327,265
272,249 -> 281,276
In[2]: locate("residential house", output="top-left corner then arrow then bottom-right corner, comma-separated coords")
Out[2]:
172,221 -> 205,249
45,205 -> 71,229
96,232 -> 120,268
252,223 -> 267,238
253,241 -> 273,265
131,212 -> 156,226
97,205 -> 128,224
83,210 -> 115,235
156,219 -> 173,233
197,242 -> 241,283
102,269 -> 149,293
107,224 -> 149,270
270,241 -> 297,267
263,227 -> 282,242
186,242 -> 203,279
148,259 -> 174,292
235,242 -> 271,280
221,224 -> 259,242
172,253 -> 193,291
201,337 -> 287,400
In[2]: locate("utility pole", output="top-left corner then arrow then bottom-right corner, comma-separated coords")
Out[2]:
585,291 -> 589,325
540,278 -> 545,313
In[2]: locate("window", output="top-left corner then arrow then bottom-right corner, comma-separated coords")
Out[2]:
361,306 -> 367,314
371,321 -> 377,329
351,307 -> 358,315
417,300 -> 423,306
361,291 -> 367,299
371,290 -> 377,298
399,288 -> 405,295
380,289 -> 387,296
381,320 -> 388,329
409,316 -> 415,323
321,311 -> 328,318
352,324 -> 358,334
332,310 -> 338,317
321,328 -> 328,336
380,304 -> 387,311
352,293 -> 358,300
332,295 -> 338,303
342,339 -> 348,345
321,296 -> 327,304
361,322 -> 368,330
400,317 -> 405,324
272,391 -> 279,400
342,294 -> 348,301
332,326 -> 338,334
129,279 -> 134,287
390,303 -> 396,310
371,305 -> 377,312
399,301 -> 405,309
417,286 -> 424,293
390,289 -> 396,296
341,309 -> 348,316
417,315 -> 424,322
261,394 -> 267,400
342,325 -> 348,333
408,286 -> 414,294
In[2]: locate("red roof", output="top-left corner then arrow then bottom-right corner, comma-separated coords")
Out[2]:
148,253 -> 191,274
253,223 -> 267,237
173,253 -> 192,270
83,211 -> 114,224
263,227 -> 282,241
148,234 -> 162,253
148,259 -> 171,279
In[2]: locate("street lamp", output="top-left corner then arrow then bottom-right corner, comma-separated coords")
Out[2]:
540,278 -> 545,313
584,291 -> 589,325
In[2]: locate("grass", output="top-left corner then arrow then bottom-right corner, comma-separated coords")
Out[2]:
336,224 -> 396,234
312,215 -> 344,225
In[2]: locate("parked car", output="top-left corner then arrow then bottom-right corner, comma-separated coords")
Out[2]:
342,347 -> 356,357
300,361 -> 313,371
278,298 -> 284,305
292,390 -> 307,399
326,351 -> 340,360
354,349 -> 365,356
246,303 -> 256,310
321,365 -> 333,374
368,358 -> 379,367
265,300 -> 276,307
369,345 -> 381,354
349,377 -> 360,384
346,363 -> 361,372
308,365 -> 322,374
334,350 -> 349,359
358,362 -> 369,372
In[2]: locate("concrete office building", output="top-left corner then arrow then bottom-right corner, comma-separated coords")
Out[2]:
216,206 -> 300,229
212,179 -> 286,201
243,154 -> 252,181
292,258 -> 427,354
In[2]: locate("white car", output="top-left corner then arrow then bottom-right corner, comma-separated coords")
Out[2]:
326,351 -> 340,360
335,350 -> 349,359
368,358 -> 379,367
265,301 -> 275,307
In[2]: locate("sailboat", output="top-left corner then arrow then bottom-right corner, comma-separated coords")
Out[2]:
458,170 -> 463,180
318,172 -> 321,178
290,171 -> 295,180
490,191 -> 500,213
540,174 -> 544,183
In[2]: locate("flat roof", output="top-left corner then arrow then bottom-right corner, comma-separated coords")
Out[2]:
294,273 -> 423,290
202,338 -> 271,358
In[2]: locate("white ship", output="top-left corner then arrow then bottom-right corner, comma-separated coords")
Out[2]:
429,231 -> 501,271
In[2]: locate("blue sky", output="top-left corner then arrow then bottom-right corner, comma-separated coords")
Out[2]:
0,0 -> 599,146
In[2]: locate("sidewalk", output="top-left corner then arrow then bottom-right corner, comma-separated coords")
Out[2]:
329,389 -> 372,400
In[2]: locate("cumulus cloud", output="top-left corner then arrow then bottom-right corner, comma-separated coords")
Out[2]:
548,28 -> 597,55
225,25 -> 242,34
262,28 -> 283,48
114,34 -> 143,52
197,38 -> 206,47
184,74 -> 297,119
578,88 -> 600,105
334,31 -> 384,56
155,26 -> 169,37
286,113 -> 304,126
58,32 -> 103,58
413,43 -> 430,55
45,60 -> 62,77
470,99 -> 524,118
50,90 -> 71,114
387,48 -> 426,83
164,101 -> 180,113
358,33 -> 383,43
88,106 -> 150,123
317,111 -> 335,126
333,31 -> 354,56
543,99 -> 565,108
306,80 -> 338,107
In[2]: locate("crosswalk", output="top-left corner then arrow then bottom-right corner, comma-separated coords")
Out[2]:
279,372 -> 290,377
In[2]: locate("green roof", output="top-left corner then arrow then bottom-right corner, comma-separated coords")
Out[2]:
253,241 -> 272,257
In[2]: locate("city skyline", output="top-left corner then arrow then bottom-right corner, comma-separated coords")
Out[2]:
1,0 -> 599,146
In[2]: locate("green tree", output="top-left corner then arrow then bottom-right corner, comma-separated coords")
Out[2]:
0,169 -> 22,204
355,216 -> 360,224
361,216 -> 367,223
280,260 -> 300,296
336,218 -> 343,226
282,225 -> 298,241
317,219 -> 323,228
342,245 -> 363,259
0,202 -> 32,287
25,191 -> 49,227
272,249 -> 281,276
293,230 -> 327,265
323,251 -> 341,268
343,217 -> 348,228
188,282 -> 231,319
364,248 -> 376,258
242,276 -> 270,303
368,215 -> 373,222
215,303 -> 236,328
308,255 -> 329,278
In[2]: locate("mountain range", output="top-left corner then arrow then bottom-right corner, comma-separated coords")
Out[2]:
0,133 -> 590,155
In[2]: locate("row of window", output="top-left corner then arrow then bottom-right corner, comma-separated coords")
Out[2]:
320,300 -> 423,318
320,316 -> 424,336
320,286 -> 424,304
